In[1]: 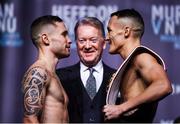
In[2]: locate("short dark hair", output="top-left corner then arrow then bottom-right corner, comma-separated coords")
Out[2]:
30,15 -> 63,46
74,17 -> 105,40
111,9 -> 144,38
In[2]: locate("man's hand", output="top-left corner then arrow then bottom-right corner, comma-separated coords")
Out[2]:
103,104 -> 124,120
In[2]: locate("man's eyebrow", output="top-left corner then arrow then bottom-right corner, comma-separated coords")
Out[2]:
61,30 -> 68,36
107,27 -> 111,32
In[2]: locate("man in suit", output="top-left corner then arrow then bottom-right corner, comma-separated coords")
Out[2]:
56,17 -> 116,123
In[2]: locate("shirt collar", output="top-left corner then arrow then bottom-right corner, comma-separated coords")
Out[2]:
80,59 -> 103,73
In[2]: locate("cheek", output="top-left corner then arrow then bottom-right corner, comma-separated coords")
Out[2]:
76,45 -> 84,56
94,42 -> 104,49
111,36 -> 120,45
77,44 -> 84,51
109,40 -> 117,51
96,45 -> 104,52
112,40 -> 117,46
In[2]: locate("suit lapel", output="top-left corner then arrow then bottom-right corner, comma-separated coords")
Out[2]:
71,62 -> 114,112
70,63 -> 84,117
92,63 -> 111,103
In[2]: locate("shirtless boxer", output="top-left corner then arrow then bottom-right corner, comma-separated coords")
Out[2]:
103,9 -> 172,122
22,15 -> 71,123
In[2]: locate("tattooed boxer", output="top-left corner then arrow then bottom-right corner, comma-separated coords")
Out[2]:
22,15 -> 71,123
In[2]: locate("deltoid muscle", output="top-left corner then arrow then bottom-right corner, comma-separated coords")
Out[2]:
23,67 -> 47,116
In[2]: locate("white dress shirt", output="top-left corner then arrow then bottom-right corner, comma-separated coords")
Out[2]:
80,60 -> 103,92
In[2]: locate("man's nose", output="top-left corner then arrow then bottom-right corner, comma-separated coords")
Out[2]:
105,34 -> 110,43
106,33 -> 110,40
84,41 -> 92,49
67,36 -> 72,44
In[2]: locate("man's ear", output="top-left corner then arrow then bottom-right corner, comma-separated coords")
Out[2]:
124,27 -> 130,38
41,34 -> 50,45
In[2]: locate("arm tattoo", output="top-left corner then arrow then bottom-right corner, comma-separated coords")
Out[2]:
22,67 -> 48,117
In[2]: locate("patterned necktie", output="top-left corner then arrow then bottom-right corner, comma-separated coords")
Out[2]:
86,68 -> 96,99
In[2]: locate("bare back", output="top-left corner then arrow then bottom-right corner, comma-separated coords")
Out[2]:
22,63 -> 69,123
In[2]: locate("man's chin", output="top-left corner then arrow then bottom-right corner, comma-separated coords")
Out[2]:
65,53 -> 70,57
109,50 -> 116,54
59,53 -> 70,59
83,59 -> 97,66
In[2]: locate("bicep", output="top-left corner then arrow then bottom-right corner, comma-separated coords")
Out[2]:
132,53 -> 172,102
22,67 -> 49,118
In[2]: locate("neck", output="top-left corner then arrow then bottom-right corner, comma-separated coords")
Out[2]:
119,40 -> 140,60
37,49 -> 59,72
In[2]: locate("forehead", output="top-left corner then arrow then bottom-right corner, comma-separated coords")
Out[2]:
77,25 -> 102,36
54,22 -> 67,31
77,25 -> 99,31
108,16 -> 122,28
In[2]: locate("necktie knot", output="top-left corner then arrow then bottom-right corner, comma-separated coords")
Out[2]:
89,68 -> 95,74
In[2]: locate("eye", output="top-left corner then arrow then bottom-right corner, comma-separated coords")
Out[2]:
78,39 -> 85,44
90,38 -> 98,43
61,31 -> 68,37
107,27 -> 111,33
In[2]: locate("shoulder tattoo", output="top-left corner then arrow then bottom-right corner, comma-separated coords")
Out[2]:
22,66 -> 48,117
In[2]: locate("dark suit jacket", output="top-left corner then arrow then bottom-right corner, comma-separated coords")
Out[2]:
56,62 -> 116,123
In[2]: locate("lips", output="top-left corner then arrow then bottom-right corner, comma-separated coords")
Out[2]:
65,44 -> 71,50
65,45 -> 71,52
84,51 -> 94,57
66,44 -> 70,48
85,54 -> 93,58
105,39 -> 111,45
105,39 -> 110,44
84,50 -> 94,53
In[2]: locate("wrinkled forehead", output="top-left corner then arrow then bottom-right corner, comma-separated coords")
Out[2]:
78,24 -> 101,32
77,25 -> 103,36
